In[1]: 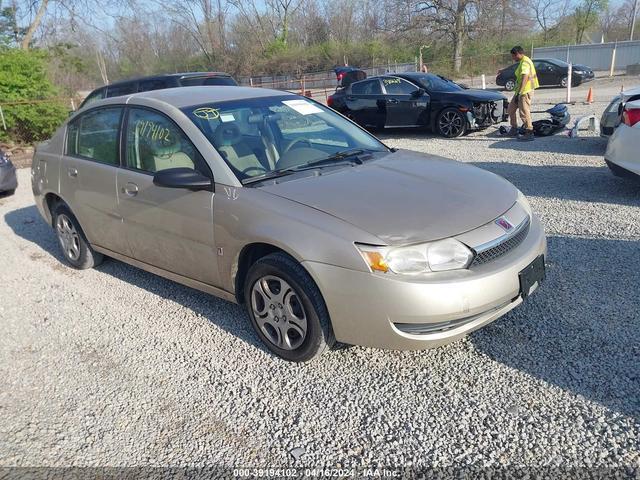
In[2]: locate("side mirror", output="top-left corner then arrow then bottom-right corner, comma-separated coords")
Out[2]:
412,88 -> 426,97
153,167 -> 213,191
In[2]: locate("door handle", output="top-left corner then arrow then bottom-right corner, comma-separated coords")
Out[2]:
67,168 -> 78,178
121,182 -> 139,197
387,98 -> 399,104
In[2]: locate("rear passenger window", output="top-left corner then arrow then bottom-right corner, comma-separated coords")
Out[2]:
66,107 -> 122,165
351,80 -> 381,95
106,83 -> 137,98
125,108 -> 200,174
139,79 -> 171,92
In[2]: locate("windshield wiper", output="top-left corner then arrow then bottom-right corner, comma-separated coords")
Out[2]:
242,148 -> 377,185
291,148 -> 367,171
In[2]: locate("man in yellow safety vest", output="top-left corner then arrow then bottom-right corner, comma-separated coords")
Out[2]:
506,46 -> 539,141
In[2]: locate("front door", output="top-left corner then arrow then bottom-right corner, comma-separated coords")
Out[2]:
60,106 -> 128,254
381,77 -> 428,127
117,106 -> 220,287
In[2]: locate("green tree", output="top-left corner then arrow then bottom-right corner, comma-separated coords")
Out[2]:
574,0 -> 608,43
0,48 -> 68,143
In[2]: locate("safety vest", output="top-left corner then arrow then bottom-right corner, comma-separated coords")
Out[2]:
515,55 -> 539,95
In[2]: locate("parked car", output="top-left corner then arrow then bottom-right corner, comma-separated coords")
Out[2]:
605,97 -> 640,179
328,72 -> 508,138
32,86 -> 546,361
0,148 -> 17,195
496,58 -> 594,91
80,72 -> 238,109
600,86 -> 640,137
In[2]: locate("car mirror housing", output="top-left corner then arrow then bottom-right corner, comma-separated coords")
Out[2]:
412,88 -> 426,98
153,167 -> 214,191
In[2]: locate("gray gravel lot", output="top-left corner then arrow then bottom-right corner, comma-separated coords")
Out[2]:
0,88 -> 639,474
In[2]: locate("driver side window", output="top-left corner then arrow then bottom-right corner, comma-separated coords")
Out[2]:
125,108 -> 199,174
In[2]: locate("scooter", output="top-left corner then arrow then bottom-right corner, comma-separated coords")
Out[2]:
499,103 -> 570,137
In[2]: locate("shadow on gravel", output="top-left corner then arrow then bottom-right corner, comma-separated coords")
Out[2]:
471,161 -> 640,206
3,205 -> 66,263
3,205 -> 269,355
488,135 -> 608,156
470,235 -> 640,420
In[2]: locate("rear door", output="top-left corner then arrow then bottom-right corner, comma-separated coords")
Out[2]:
534,60 -> 555,85
116,106 -> 220,287
61,106 -> 128,254
344,79 -> 386,128
381,77 -> 428,127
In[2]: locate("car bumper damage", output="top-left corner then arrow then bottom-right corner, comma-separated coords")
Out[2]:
468,100 -> 509,129
303,213 -> 547,350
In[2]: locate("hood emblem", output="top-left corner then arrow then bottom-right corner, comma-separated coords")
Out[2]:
495,217 -> 513,231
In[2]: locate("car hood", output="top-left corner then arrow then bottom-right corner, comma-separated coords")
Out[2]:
436,89 -> 507,102
258,150 -> 518,245
573,64 -> 592,71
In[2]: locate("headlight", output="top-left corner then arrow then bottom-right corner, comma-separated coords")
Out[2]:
517,189 -> 532,216
356,238 -> 474,275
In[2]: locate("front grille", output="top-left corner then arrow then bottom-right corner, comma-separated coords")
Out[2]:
471,217 -> 530,267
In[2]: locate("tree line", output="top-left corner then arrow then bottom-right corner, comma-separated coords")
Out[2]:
0,0 -> 638,144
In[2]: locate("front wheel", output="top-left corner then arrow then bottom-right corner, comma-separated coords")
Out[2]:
244,252 -> 335,362
560,76 -> 568,88
436,108 -> 467,138
504,78 -> 516,91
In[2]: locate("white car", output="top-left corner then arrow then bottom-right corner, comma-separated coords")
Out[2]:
600,86 -> 640,138
605,97 -> 640,179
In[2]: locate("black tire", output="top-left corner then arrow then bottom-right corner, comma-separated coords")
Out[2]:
244,252 -> 335,362
605,160 -> 640,180
560,76 -> 568,88
504,78 -> 516,91
1,189 -> 15,196
52,203 -> 104,269
436,107 -> 467,138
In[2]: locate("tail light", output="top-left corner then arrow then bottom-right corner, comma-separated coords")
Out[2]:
622,106 -> 640,127
337,73 -> 344,81
327,96 -> 334,107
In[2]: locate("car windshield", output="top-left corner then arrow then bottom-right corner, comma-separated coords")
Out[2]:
409,74 -> 462,92
182,95 -> 389,182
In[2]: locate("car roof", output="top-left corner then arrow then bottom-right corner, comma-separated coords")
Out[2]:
84,86 -> 296,110
100,72 -> 234,89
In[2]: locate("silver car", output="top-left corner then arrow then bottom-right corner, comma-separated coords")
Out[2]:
32,87 -> 547,361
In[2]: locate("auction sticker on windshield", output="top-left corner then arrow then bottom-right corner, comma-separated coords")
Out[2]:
283,99 -> 323,115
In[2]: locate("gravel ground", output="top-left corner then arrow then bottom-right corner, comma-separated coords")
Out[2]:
0,95 -> 639,476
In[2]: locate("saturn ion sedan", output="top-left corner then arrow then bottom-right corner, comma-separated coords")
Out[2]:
32,86 -> 547,361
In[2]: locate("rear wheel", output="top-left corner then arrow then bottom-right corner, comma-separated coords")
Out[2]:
504,78 -> 516,91
53,203 -> 103,269
436,108 -> 467,138
244,252 -> 335,362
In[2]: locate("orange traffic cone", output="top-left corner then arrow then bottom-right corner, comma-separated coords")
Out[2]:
585,87 -> 594,104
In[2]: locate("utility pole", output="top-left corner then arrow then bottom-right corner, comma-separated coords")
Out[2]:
631,0 -> 639,40
419,45 -> 429,72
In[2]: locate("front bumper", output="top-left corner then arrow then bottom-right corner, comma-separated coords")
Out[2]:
605,123 -> 640,176
303,215 -> 547,350
0,161 -> 18,193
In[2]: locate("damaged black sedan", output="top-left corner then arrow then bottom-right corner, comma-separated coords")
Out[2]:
328,72 -> 508,138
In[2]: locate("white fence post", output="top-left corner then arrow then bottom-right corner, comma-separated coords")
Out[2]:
481,74 -> 486,89
0,106 -> 6,130
566,63 -> 572,103
610,41 -> 617,77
